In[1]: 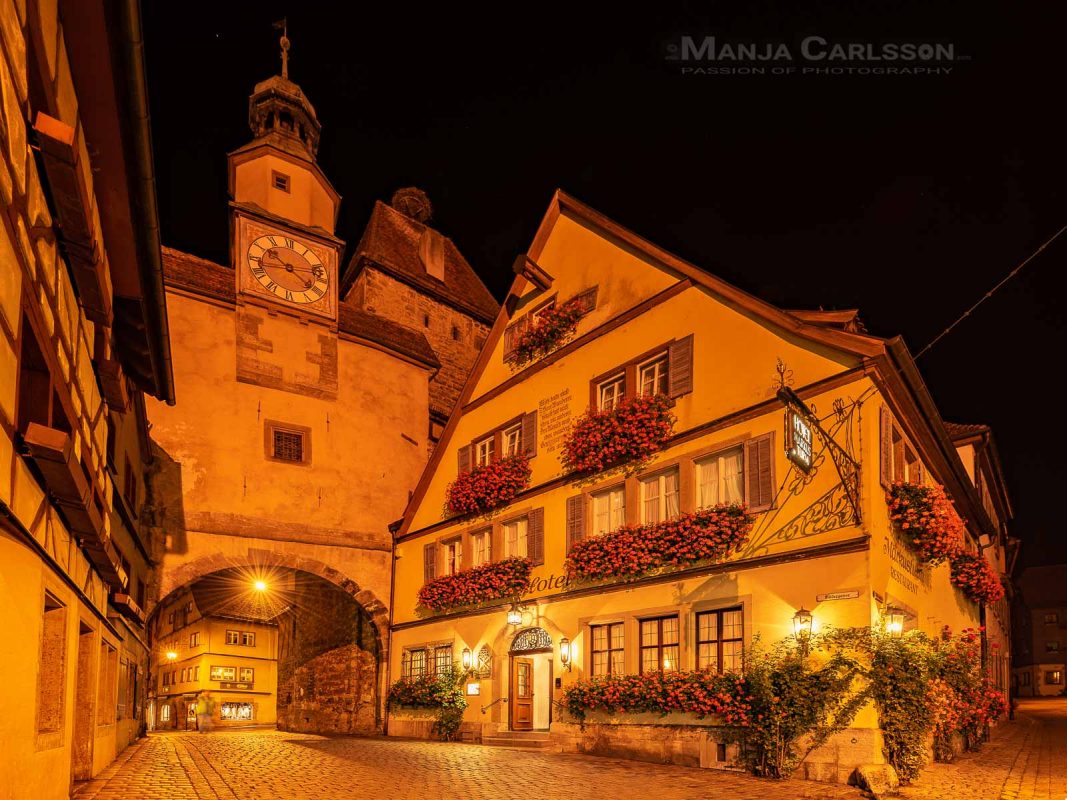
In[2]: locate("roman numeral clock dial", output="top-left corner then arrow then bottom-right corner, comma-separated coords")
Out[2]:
246,234 -> 329,305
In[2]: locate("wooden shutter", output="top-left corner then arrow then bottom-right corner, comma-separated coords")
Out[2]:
457,444 -> 472,475
668,335 -> 694,398
566,495 -> 585,552
423,542 -> 437,583
744,433 -> 775,513
521,411 -> 538,457
528,507 -> 545,566
879,406 -> 893,488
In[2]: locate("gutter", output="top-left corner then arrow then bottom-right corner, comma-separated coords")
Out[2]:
117,0 -> 176,405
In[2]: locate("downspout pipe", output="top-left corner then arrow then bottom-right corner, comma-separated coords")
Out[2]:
116,0 -> 176,405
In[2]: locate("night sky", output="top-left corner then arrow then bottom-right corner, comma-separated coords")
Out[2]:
142,3 -> 1065,567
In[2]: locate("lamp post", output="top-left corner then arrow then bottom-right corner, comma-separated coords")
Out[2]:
885,606 -> 905,638
793,607 -> 813,656
559,637 -> 572,672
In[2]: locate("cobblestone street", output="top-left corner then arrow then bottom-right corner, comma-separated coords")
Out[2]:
73,699 -> 1067,800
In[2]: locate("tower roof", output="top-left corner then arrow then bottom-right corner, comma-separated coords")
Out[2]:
247,74 -> 321,161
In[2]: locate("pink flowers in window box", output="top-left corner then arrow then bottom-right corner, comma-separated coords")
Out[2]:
561,394 -> 675,476
887,482 -> 966,566
565,504 -> 752,582
948,551 -> 1005,605
417,556 -> 533,612
508,298 -> 586,369
444,454 -> 531,518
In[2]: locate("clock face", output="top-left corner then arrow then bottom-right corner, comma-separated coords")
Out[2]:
246,234 -> 329,305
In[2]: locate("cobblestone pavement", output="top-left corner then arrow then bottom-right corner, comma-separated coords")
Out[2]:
900,697 -> 1067,800
73,729 -> 859,800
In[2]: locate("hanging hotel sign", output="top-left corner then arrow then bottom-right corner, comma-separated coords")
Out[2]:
784,407 -> 814,473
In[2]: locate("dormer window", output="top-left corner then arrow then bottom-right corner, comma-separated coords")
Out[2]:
272,171 -> 291,193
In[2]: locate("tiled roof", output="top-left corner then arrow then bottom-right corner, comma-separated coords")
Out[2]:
943,422 -> 990,440
788,309 -> 867,334
161,246 -> 438,368
343,201 -> 498,323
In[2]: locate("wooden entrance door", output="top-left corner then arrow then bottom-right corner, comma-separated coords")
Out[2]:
511,657 -> 534,730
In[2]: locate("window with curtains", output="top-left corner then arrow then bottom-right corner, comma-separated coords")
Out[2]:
639,615 -> 680,673
503,517 -> 528,558
591,623 -> 624,676
471,528 -> 491,567
592,485 -> 626,535
640,468 -> 680,524
435,646 -> 453,675
402,648 -> 427,678
696,447 -> 744,507
443,538 -> 462,576
597,373 -> 626,411
637,353 -> 668,397
696,607 -> 744,673
502,423 -> 522,457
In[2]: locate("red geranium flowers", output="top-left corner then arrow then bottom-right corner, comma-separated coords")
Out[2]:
444,454 -> 531,518
417,556 -> 532,612
508,298 -> 586,369
561,394 -> 675,476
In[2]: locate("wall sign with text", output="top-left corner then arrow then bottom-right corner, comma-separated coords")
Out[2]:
784,407 -> 814,472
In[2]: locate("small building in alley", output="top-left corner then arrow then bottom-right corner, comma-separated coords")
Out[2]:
0,2 -> 174,796
1013,565 -> 1067,697
387,191 -> 1014,780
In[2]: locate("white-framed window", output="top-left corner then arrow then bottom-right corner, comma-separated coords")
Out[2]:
474,436 -> 494,466
189,632 -> 200,648
471,529 -> 491,567
503,517 -> 528,558
241,632 -> 255,647
239,667 -> 254,682
598,374 -> 625,411
640,468 -> 680,524
696,447 -> 744,507
638,353 -> 668,397
225,630 -> 240,646
502,423 -> 522,458
160,704 -> 171,722
592,485 -> 626,536
1045,613 -> 1059,624
444,538 -> 463,576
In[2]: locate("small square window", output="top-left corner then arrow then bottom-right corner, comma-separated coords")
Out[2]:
598,374 -> 625,411
272,171 -> 291,192
1044,613 -> 1060,624
225,630 -> 240,646
241,632 -> 255,647
637,353 -> 668,397
265,420 -> 311,465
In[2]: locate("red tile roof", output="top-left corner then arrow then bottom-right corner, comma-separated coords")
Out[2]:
161,247 -> 437,368
943,422 -> 990,440
342,201 -> 498,323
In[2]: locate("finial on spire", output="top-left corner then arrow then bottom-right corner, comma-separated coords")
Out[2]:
272,18 -> 290,79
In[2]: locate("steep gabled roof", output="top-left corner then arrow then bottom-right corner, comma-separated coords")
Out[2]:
342,201 -> 498,323
160,246 -> 438,369
395,190 -> 1001,547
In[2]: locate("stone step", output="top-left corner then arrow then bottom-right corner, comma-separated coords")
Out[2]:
482,733 -> 553,749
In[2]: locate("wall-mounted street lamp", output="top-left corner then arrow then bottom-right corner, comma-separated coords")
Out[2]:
165,650 -> 178,661
507,604 -> 523,626
793,607 -> 813,655
461,647 -> 473,672
559,637 -> 572,672
884,606 -> 905,639
253,579 -> 268,592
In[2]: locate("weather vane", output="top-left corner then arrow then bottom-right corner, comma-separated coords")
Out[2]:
273,18 -> 290,79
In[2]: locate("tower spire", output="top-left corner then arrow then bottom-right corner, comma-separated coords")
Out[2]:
273,18 -> 290,79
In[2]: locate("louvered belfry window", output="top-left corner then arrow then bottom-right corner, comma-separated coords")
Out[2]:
273,429 -> 304,462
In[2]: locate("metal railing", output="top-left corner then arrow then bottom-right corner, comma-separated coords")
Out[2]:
481,697 -> 508,714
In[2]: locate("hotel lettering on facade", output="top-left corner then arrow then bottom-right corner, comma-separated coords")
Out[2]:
389,192 -> 1012,777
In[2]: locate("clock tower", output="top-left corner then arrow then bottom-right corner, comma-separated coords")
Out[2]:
228,43 -> 341,324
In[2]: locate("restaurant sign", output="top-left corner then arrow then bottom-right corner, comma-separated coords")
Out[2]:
785,407 -> 814,472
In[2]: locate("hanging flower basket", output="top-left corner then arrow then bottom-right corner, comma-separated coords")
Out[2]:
565,504 -> 752,582
561,669 -> 753,725
561,394 -> 675,476
887,483 -> 965,566
508,298 -> 586,369
444,454 -> 531,518
417,556 -> 533,612
948,551 -> 1004,605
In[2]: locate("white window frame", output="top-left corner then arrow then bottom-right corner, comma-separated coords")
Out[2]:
503,517 -> 528,558
444,538 -> 463,576
696,446 -> 745,508
597,374 -> 625,411
471,529 -> 491,567
502,423 -> 522,458
637,352 -> 668,397
225,630 -> 240,646
241,632 -> 255,647
640,467 -> 680,524
591,485 -> 626,536
474,436 -> 494,467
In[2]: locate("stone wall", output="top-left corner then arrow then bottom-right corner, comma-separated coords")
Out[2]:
351,267 -> 489,418
276,573 -> 382,734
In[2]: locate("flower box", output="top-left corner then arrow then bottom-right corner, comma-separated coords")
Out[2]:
566,504 -> 752,582
948,551 -> 1004,605
561,394 -> 675,476
444,454 -> 531,518
887,482 -> 965,566
417,557 -> 533,612
507,298 -> 586,369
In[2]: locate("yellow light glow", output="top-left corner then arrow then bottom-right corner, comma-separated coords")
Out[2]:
254,580 -> 268,592
165,651 -> 178,660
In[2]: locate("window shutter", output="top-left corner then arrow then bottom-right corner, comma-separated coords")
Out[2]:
457,444 -> 472,475
879,406 -> 893,488
521,411 -> 538,457
423,542 -> 437,583
668,335 -> 694,398
528,507 -> 545,566
566,495 -> 585,552
744,433 -> 775,513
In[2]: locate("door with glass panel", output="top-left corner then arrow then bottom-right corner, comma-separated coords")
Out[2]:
511,657 -> 534,730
